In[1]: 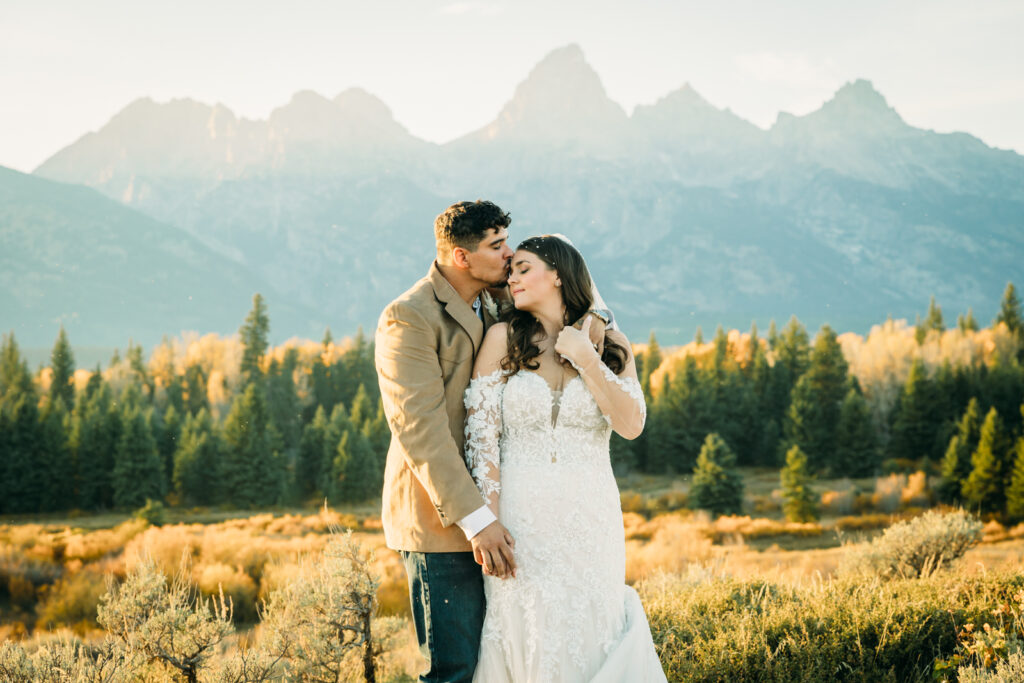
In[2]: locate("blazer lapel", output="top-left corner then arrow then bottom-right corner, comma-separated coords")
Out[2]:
429,262 -> 484,354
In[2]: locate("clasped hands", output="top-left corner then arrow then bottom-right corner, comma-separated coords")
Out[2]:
472,520 -> 517,579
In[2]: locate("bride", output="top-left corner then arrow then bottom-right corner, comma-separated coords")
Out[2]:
464,235 -> 666,682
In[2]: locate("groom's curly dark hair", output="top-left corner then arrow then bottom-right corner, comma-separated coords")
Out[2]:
434,200 -> 511,259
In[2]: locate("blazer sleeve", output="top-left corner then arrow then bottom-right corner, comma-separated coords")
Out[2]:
375,300 -> 487,527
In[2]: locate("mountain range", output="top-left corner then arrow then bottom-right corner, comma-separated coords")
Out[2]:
7,44 -> 1023,348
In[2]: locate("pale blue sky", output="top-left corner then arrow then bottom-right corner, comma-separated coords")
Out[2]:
2,0 -> 1022,172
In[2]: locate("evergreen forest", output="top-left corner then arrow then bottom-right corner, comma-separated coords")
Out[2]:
2,285 -> 1024,521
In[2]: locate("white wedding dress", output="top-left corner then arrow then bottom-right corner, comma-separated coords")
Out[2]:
464,365 -> 666,682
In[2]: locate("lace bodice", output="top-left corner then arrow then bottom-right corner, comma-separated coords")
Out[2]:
464,366 -> 645,509
463,364 -> 659,682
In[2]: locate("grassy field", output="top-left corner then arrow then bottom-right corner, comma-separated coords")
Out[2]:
3,471 -> 1024,680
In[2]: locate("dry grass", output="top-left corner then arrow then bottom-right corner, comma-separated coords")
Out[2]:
6,489 -> 1024,681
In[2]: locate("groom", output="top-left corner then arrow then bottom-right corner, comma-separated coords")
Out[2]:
375,200 -> 518,682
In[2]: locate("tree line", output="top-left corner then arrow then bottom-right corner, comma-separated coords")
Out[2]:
0,294 -> 388,515
2,284 -> 1023,517
623,283 -> 1024,520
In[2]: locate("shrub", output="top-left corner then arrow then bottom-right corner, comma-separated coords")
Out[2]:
958,652 -> 1024,683
195,562 -> 259,624
134,498 -> 167,526
0,638 -> 123,681
640,569 -> 1024,682
261,531 -> 402,682
833,514 -> 893,532
873,473 -> 905,512
97,558 -> 242,682
901,470 -> 931,507
35,570 -> 106,632
841,509 -> 983,579
620,490 -> 648,516
821,488 -> 854,515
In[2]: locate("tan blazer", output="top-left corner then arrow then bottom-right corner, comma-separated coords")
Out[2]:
375,262 -> 501,552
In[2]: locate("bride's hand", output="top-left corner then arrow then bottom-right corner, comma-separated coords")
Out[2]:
555,317 -> 601,368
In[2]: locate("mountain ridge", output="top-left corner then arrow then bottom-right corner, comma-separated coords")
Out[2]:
22,45 -> 1024,347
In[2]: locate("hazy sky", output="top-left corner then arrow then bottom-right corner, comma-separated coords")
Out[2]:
2,0 -> 1022,173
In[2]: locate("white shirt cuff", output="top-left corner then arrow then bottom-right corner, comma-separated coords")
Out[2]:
456,505 -> 497,540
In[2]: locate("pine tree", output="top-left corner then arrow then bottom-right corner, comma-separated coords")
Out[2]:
157,405 -> 182,486
962,407 -> 1012,513
298,406 -> 329,499
834,386 -> 878,477
71,384 -> 121,509
48,326 -> 75,408
694,326 -> 704,346
125,342 -> 153,401
1,393 -> 43,513
112,406 -> 164,509
957,308 -> 979,333
781,445 -> 819,522
83,365 -> 103,401
747,330 -> 777,466
648,356 -> 711,472
982,362 -> 1024,438
172,408 -> 223,506
767,319 -> 779,350
924,296 -> 945,334
349,384 -> 371,427
783,325 -> 848,473
775,316 -> 811,381
995,282 -> 1024,362
322,327 -> 333,347
937,398 -> 983,502
1004,437 -> 1024,521
0,333 -> 36,512
938,435 -> 971,503
266,355 -> 302,468
183,363 -> 209,416
365,403 -> 391,459
320,404 -> 352,498
889,358 -> 944,462
0,332 -> 33,400
239,293 -> 270,383
222,383 -> 282,507
995,282 -> 1022,333
687,433 -> 744,517
0,402 -> 9,510
333,427 -> 379,503
38,397 -> 74,512
641,331 -> 662,395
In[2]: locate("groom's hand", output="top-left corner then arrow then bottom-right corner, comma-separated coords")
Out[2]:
471,521 -> 517,579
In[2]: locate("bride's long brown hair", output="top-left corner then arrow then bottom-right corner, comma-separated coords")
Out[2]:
500,236 -> 627,376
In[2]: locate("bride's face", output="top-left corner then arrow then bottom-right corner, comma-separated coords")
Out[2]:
508,249 -> 560,312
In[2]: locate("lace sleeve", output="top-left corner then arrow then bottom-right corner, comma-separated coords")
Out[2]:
569,355 -> 646,440
464,369 -> 505,515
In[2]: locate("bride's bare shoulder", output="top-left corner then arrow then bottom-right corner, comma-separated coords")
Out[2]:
474,323 -> 509,378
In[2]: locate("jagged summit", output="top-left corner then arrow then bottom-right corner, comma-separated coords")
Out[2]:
459,44 -> 627,146
631,83 -> 763,146
772,79 -> 906,139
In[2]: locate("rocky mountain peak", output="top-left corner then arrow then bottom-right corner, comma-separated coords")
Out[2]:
464,44 -> 627,145
774,79 -> 906,139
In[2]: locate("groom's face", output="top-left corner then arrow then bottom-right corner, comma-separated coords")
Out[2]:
464,226 -> 513,287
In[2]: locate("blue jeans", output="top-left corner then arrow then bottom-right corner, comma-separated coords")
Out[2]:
399,550 -> 485,683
